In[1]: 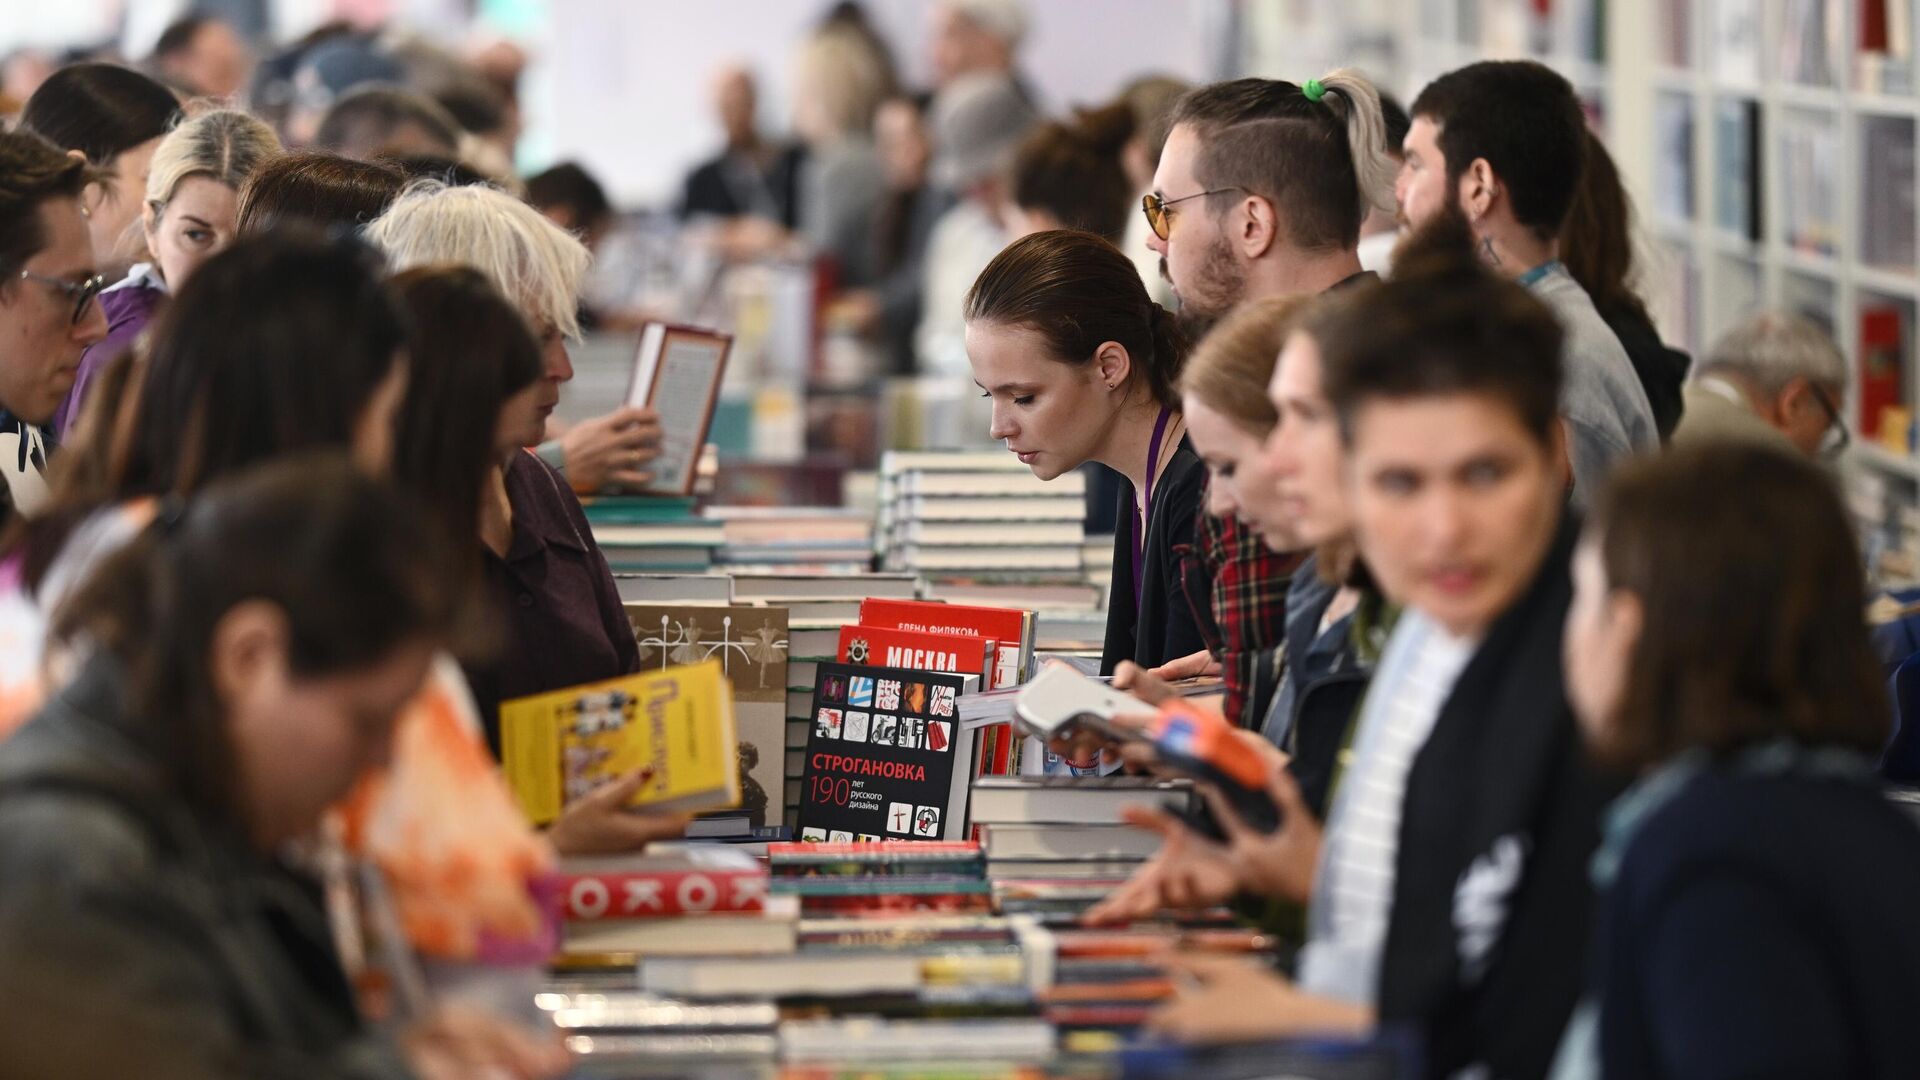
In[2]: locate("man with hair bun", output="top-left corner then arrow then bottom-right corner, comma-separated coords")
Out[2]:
1142,70 -> 1399,724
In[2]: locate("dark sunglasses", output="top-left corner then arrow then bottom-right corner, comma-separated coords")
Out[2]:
1141,188 -> 1244,241
18,270 -> 107,326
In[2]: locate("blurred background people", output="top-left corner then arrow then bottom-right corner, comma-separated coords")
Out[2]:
149,13 -> 255,101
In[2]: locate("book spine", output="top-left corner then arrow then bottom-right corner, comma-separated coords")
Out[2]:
559,869 -> 769,920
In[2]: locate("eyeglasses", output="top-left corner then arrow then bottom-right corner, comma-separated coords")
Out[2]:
1810,382 -> 1850,458
18,270 -> 107,326
1141,188 -> 1244,241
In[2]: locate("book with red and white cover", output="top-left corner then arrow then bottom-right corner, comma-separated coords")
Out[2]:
837,624 -> 996,680
855,598 -> 1034,690
557,855 -> 768,921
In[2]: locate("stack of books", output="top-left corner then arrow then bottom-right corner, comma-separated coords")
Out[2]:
875,451 -> 1089,582
971,777 -> 1193,913
1041,926 -> 1272,1035
553,848 -> 800,961
768,841 -> 993,917
583,496 -> 725,572
705,505 -> 876,572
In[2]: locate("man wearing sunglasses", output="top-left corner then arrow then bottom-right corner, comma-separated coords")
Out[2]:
0,131 -> 110,523
1674,310 -> 1852,459
1136,74 -> 1398,726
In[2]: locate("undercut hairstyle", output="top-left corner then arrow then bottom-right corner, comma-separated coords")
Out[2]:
314,85 -> 462,160
19,62 -> 179,168
1315,245 -> 1563,447
1009,102 -> 1136,243
1178,295 -> 1317,436
1588,442 -> 1890,768
0,130 -> 94,280
965,229 -> 1191,408
1169,70 -> 1397,252
367,180 -> 590,339
235,151 -> 406,237
1410,60 -> 1589,241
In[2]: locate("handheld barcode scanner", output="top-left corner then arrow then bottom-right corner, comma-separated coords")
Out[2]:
1014,663 -> 1282,833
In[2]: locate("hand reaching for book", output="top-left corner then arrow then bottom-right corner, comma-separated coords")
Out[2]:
1081,802 -> 1241,924
402,1003 -> 571,1080
546,768 -> 693,855
1146,954 -> 1372,1044
560,406 -> 662,493
1196,758 -> 1320,905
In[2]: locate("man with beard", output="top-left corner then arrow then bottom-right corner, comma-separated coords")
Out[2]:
1140,72 -> 1399,724
1400,60 -> 1656,497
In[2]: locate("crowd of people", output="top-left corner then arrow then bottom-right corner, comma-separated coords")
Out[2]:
0,2 -> 1916,1078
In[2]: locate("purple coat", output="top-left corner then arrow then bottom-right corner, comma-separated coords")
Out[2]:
50,275 -> 165,439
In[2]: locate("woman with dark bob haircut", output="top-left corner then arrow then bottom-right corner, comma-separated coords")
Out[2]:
1554,442 -> 1920,1079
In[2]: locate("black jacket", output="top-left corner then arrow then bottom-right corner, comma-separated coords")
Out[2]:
1596,762 -> 1920,1079
0,657 -> 410,1079
1378,515 -> 1622,1080
1601,304 -> 1690,442
1101,439 -> 1211,674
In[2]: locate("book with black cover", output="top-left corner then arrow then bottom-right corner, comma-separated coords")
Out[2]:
794,663 -> 978,842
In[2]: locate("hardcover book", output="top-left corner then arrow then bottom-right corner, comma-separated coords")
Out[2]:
501,659 -> 739,825
627,603 -> 789,825
794,663 -> 979,842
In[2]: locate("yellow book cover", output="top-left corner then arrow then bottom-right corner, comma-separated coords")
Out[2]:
501,659 -> 740,825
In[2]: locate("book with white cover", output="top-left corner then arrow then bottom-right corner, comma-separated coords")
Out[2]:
626,322 -> 730,496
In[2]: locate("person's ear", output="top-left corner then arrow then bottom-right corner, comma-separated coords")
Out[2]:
1460,158 -> 1499,222
1093,341 -> 1133,394
1238,193 -> 1280,259
1769,377 -> 1812,427
208,600 -> 291,715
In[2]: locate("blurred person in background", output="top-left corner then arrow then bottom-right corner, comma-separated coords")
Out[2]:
53,109 -> 282,437
927,0 -> 1032,101
1560,128 -> 1690,440
679,65 -> 803,232
835,92 -> 948,374
1672,310 -> 1847,456
313,85 -> 462,162
20,62 -> 180,278
1116,74 -> 1191,307
791,20 -> 892,288
1004,101 -> 1136,244
0,49 -> 57,125
149,13 -> 255,101
915,71 -> 1037,375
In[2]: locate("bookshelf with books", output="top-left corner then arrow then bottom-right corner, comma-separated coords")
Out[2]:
1642,0 -> 1920,561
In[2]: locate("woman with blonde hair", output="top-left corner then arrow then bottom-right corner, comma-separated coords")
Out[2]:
791,22 -> 892,286
53,108 -> 281,437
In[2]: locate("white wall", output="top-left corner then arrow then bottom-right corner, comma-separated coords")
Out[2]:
534,0 -> 1216,208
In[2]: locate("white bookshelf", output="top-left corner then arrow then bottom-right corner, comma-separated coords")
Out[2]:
1645,1 -> 1920,464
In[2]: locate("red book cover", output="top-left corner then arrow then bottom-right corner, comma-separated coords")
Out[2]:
559,867 -> 768,920
857,599 -> 1030,689
1860,306 -> 1903,439
837,624 -> 996,678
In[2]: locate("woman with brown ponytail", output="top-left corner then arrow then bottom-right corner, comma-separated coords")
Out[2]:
965,230 -> 1211,706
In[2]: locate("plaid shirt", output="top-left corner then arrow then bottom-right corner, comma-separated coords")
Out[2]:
1181,484 -> 1306,725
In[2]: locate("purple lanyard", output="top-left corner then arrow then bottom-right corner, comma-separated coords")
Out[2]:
1125,406 -> 1174,610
